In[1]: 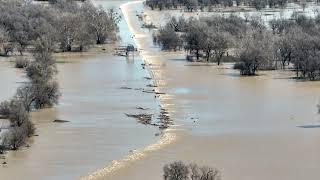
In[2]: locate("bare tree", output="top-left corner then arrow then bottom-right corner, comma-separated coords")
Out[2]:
235,31 -> 274,75
81,3 -> 118,44
163,162 -> 221,180
0,99 -> 29,127
199,166 -> 221,180
31,81 -> 60,109
276,34 -> 294,69
155,25 -> 183,51
203,30 -> 229,64
164,161 -> 189,180
184,20 -> 208,60
57,13 -> 79,52
0,27 -> 9,56
2,127 -> 26,150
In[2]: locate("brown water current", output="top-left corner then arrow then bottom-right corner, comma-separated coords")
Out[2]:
103,1 -> 320,180
0,1 -> 162,178
0,53 -> 164,180
1,1 -> 320,180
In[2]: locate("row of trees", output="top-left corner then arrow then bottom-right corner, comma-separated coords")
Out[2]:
153,13 -> 320,79
163,161 -> 221,180
145,0 -> 306,11
0,0 -> 76,152
0,39 -> 60,151
0,0 -> 120,55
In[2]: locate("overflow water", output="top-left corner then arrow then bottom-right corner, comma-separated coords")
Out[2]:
90,1 -> 320,180
82,1 -> 180,179
2,1 -> 320,180
0,1 -> 167,180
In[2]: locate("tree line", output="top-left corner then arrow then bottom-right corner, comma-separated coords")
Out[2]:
0,39 -> 60,152
0,0 -> 120,56
145,0 -> 312,11
153,13 -> 320,79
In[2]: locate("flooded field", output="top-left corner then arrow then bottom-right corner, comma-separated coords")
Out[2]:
1,1 -> 320,180
142,1 -> 320,27
104,1 -> 320,180
0,60 -> 25,102
0,1 -> 162,179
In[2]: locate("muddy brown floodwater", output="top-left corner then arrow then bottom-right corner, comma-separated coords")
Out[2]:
101,1 -> 320,180
0,1 -> 163,179
1,1 -> 320,180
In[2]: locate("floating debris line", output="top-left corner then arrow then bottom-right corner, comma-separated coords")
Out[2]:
125,106 -> 173,131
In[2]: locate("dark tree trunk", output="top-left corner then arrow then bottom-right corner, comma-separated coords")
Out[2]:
196,49 -> 199,60
96,38 -> 101,44
217,53 -> 224,66
66,44 -> 72,52
206,50 -> 210,62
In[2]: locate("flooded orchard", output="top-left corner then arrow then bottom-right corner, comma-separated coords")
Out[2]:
1,1 -> 320,180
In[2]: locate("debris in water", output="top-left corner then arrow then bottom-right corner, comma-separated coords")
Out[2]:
125,113 -> 153,125
297,125 -> 320,128
125,107 -> 173,131
147,84 -> 157,87
120,86 -> 132,90
155,92 -> 166,95
143,89 -> 154,92
53,119 -> 70,123
136,106 -> 149,110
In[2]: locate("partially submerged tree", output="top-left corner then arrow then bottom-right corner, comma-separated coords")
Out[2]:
155,15 -> 242,63
154,25 -> 183,51
203,30 -> 229,64
189,163 -> 221,180
153,13 -> 320,78
31,81 -> 60,109
26,39 -> 60,109
2,127 -> 26,150
0,98 -> 35,151
290,29 -> 320,80
184,20 -> 208,60
164,161 -> 189,180
0,99 -> 29,127
234,31 -> 275,76
163,161 -> 221,180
